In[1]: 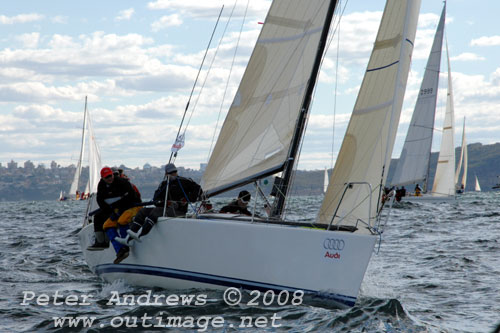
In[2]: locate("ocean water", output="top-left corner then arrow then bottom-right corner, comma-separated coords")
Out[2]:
0,193 -> 499,332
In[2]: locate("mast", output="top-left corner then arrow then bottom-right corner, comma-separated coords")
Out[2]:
272,0 -> 338,218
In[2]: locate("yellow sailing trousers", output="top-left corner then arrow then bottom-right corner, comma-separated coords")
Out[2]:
103,206 -> 142,230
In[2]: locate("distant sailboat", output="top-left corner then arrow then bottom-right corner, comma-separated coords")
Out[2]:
58,190 -> 68,201
474,175 -> 481,192
455,117 -> 467,194
323,168 -> 329,194
391,4 -> 455,202
69,97 -> 88,200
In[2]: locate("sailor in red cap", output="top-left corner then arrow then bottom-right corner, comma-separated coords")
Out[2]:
87,166 -> 141,262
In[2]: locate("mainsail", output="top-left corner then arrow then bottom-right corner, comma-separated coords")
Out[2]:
391,5 -> 446,189
201,0 -> 336,197
432,39 -> 456,197
317,0 -> 421,231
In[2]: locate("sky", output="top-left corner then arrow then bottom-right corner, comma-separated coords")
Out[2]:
1,0 -> 499,171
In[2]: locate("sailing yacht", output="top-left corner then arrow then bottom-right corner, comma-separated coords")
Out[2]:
69,98 -> 88,200
58,190 -> 68,201
79,0 -> 421,308
455,117 -> 467,194
474,175 -> 481,192
391,4 -> 456,202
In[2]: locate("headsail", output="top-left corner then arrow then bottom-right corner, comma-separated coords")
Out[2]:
391,5 -> 446,189
317,0 -> 421,232
432,39 -> 456,197
201,0 -> 337,197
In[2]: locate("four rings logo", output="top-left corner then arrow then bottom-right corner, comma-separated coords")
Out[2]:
323,238 -> 345,260
323,238 -> 345,251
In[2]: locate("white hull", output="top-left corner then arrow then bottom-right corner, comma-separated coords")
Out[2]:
79,214 -> 377,308
402,194 -> 455,203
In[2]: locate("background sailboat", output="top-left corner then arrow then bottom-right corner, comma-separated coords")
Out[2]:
455,117 -> 467,193
391,4 -> 445,193
79,0 -> 421,308
474,175 -> 481,192
431,38 -> 456,199
69,97 -> 88,200
391,4 -> 455,202
69,96 -> 102,201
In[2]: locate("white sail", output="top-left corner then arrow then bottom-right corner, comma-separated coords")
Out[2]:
318,0 -> 421,231
69,99 -> 88,197
201,0 -> 333,196
86,104 -> 102,194
323,168 -> 329,194
391,5 -> 445,188
432,39 -> 456,197
461,125 -> 468,189
475,175 -> 481,192
455,117 -> 467,191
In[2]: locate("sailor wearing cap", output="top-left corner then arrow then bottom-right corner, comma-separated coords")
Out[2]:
219,190 -> 252,216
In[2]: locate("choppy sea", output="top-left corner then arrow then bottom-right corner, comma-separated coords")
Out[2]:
1,193 -> 499,332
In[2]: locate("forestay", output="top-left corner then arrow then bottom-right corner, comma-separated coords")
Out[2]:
317,0 -> 421,232
201,0 -> 333,196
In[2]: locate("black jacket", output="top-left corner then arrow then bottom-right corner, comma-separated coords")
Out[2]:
220,200 -> 252,216
153,176 -> 202,214
96,176 -> 140,215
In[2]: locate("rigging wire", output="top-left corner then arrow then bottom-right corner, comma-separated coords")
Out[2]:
169,5 -> 224,164
183,2 -> 238,141
207,0 -> 250,162
282,0 -> 348,217
330,0 -> 344,170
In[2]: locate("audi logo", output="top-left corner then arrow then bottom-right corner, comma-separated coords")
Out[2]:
323,238 -> 345,251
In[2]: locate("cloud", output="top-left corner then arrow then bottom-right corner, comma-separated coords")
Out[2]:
116,8 -> 135,21
15,32 -> 40,48
51,16 -> 68,24
151,14 -> 183,31
147,0 -> 271,19
451,52 -> 485,62
0,13 -> 44,24
471,36 -> 500,47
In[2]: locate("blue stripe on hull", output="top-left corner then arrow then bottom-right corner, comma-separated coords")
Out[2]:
96,263 -> 356,307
